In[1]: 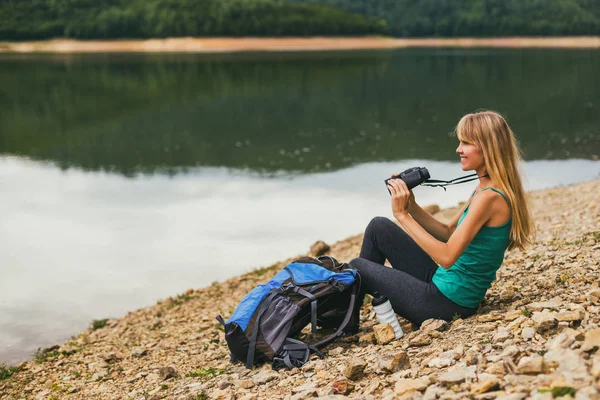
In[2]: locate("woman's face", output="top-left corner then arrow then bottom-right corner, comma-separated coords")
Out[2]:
456,139 -> 485,171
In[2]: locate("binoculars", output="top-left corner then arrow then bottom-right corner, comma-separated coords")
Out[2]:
384,167 -> 431,192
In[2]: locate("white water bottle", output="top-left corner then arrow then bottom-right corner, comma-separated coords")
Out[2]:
372,292 -> 404,339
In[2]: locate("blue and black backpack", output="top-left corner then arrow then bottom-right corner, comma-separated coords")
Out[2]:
216,256 -> 360,370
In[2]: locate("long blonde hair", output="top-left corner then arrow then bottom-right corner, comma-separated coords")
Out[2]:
456,110 -> 535,250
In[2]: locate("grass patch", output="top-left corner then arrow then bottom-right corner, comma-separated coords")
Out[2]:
33,347 -> 76,363
160,384 -> 169,390
0,363 -> 20,380
167,292 -> 197,309
539,386 -> 576,397
91,319 -> 108,330
521,307 -> 532,318
185,367 -> 224,381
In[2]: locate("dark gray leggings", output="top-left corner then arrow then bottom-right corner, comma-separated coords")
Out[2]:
349,216 -> 477,326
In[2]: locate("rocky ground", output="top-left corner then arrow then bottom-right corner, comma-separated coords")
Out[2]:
1,178 -> 599,400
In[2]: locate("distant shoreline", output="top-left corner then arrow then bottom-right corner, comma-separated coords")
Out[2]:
1,36 -> 600,53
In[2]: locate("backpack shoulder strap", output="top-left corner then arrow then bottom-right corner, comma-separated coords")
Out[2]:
312,281 -> 359,348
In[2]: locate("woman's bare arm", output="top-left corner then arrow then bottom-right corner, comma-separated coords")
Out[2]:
398,191 -> 496,268
408,200 -> 470,242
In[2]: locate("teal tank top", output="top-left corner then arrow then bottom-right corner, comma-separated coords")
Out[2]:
432,188 -> 511,308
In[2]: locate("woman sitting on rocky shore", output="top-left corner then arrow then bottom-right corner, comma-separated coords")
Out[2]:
348,110 -> 536,331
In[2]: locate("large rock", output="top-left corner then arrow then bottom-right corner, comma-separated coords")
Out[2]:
373,323 -> 396,345
525,297 -> 561,311
408,332 -> 431,347
438,367 -> 476,385
342,359 -> 367,380
581,328 -> 600,352
428,350 -> 459,368
521,327 -> 536,341
420,319 -> 449,332
531,311 -> 558,333
252,370 -> 279,385
515,355 -> 544,375
470,377 -> 500,394
555,310 -> 585,322
394,378 -> 429,396
378,351 -> 410,373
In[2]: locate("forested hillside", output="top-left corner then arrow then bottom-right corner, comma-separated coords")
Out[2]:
0,0 -> 599,40
0,0 -> 386,40
286,0 -> 600,36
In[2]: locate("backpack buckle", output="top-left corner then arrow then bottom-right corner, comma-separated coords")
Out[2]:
280,282 -> 295,293
328,277 -> 345,291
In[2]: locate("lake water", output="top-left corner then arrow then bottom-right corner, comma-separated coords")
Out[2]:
1,49 -> 599,364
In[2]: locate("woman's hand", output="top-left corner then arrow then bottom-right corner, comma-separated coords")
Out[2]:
387,177 -> 414,219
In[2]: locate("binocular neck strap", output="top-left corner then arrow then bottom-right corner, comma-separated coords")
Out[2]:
421,173 -> 488,191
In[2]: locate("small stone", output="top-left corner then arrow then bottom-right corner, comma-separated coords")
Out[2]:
292,383 -> 318,394
531,392 -> 553,400
526,300 -> 560,311
521,327 -> 536,340
330,379 -> 355,395
470,377 -> 500,394
217,379 -> 233,390
291,389 -> 318,400
131,348 -> 147,358
438,368 -> 468,385
501,345 -> 520,359
252,370 -> 278,385
373,323 -> 396,345
420,319 -> 449,332
342,359 -> 367,380
546,328 -> 579,350
515,356 -> 544,374
588,289 -> 600,304
103,353 -> 121,363
591,354 -> 600,377
310,241 -> 330,257
493,328 -> 511,343
329,346 -> 344,356
505,310 -> 523,321
236,379 -> 254,389
408,332 -> 431,347
531,311 -> 558,333
465,350 -> 478,366
394,378 -> 429,396
485,361 -> 506,375
555,310 -> 585,322
159,365 -> 178,380
92,370 -> 107,381
475,324 -> 497,333
500,288 -> 517,302
428,350 -> 458,368
378,351 -> 410,373
581,328 -> 600,352
358,333 -> 375,346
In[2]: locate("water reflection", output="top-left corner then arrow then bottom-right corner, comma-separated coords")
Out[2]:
1,155 -> 599,363
0,49 -> 599,176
